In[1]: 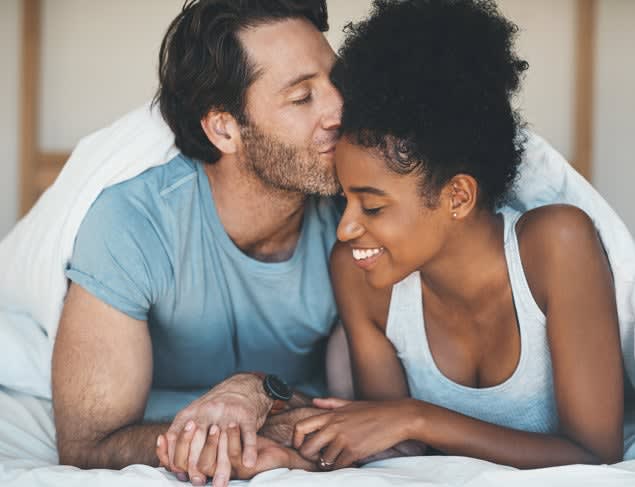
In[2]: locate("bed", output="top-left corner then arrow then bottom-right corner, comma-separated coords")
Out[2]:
0,385 -> 634,487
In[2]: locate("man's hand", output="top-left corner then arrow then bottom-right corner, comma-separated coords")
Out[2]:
157,428 -> 316,483
164,373 -> 272,486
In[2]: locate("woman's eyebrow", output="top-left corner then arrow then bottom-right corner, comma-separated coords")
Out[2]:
348,186 -> 387,196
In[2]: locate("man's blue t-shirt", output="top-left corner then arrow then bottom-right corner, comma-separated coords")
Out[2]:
66,154 -> 341,396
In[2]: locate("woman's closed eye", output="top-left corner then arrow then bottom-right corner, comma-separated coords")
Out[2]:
362,206 -> 383,216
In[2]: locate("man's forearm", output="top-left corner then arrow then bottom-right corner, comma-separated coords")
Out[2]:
58,423 -> 167,470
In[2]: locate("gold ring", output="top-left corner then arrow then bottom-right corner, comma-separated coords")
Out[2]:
318,456 -> 335,471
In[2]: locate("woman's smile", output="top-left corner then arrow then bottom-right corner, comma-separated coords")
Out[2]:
351,246 -> 385,270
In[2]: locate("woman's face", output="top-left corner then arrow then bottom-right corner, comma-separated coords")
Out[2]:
335,137 -> 453,289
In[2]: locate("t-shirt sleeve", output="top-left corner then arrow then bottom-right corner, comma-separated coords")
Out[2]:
65,189 -> 168,321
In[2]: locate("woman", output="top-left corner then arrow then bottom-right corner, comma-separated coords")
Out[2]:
293,0 -> 625,469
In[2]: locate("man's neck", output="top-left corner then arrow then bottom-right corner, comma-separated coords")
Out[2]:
203,158 -> 307,263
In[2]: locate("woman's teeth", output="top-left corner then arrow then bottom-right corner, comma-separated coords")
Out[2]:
352,248 -> 383,261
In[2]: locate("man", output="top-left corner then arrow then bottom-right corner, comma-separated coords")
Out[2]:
52,0 -> 345,485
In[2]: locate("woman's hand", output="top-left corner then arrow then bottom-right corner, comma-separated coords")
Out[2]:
293,398 -> 416,469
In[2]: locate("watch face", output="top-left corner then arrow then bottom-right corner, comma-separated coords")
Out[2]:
265,374 -> 292,401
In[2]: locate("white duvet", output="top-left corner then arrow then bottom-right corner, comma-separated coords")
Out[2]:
1,103 -> 635,485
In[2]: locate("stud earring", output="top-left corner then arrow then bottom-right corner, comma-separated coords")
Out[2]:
452,212 -> 458,218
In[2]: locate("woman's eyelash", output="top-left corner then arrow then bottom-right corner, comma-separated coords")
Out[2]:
362,207 -> 383,216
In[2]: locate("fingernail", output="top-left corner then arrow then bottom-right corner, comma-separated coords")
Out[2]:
228,422 -> 236,429
176,472 -> 188,481
185,421 -> 194,432
191,476 -> 204,486
156,436 -> 162,447
209,424 -> 219,436
214,474 -> 226,487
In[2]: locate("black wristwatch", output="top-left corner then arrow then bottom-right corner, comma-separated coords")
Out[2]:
260,374 -> 292,414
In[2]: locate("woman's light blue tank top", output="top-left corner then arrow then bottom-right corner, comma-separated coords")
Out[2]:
385,207 -> 559,433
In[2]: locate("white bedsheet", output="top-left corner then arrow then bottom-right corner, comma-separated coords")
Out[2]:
1,386 -> 635,487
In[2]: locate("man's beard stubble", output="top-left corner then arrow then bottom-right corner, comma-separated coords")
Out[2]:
240,123 -> 340,197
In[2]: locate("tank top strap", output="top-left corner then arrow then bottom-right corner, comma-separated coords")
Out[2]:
385,271 -> 424,358
499,206 -> 546,324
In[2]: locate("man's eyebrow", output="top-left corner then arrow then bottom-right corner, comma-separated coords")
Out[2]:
279,73 -> 318,93
348,186 -> 387,196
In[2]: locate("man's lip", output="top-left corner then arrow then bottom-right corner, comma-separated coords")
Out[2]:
319,146 -> 336,154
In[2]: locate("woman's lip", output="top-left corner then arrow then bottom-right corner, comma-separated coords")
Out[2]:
351,248 -> 385,270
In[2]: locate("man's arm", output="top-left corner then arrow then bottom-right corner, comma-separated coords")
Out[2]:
53,283 -> 163,468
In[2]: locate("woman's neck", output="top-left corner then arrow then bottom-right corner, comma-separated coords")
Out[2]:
419,209 -> 509,314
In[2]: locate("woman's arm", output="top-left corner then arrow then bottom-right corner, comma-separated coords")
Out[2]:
296,206 -> 624,468
517,205 -> 623,462
330,241 -> 409,400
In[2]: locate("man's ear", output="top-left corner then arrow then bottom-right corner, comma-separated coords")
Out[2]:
200,111 -> 241,155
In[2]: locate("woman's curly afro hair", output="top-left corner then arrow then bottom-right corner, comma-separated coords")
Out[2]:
332,0 -> 529,210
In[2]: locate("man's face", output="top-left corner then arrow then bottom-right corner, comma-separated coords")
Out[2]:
237,18 -> 342,196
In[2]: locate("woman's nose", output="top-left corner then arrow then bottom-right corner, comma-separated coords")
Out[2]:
337,219 -> 364,242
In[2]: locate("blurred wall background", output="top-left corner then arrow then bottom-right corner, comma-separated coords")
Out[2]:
0,0 -> 20,239
0,0 -> 633,238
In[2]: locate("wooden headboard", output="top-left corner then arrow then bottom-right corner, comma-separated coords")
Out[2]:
19,0 -> 70,215
17,0 -> 598,217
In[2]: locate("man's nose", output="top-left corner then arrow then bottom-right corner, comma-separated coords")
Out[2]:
337,219 -> 364,242
322,83 -> 343,131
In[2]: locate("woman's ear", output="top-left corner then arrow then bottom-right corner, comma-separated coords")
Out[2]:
200,111 -> 241,155
447,174 -> 478,220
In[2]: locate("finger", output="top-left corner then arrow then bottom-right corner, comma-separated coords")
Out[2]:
212,431 -> 231,487
166,430 -> 178,471
187,426 -> 208,486
173,420 -> 196,473
227,423 -> 242,465
313,397 -> 352,409
300,427 -> 336,461
198,425 -> 220,477
322,438 -> 344,469
335,448 -> 357,469
293,413 -> 330,449
156,434 -> 170,469
166,413 -> 190,470
241,423 -> 258,468
176,472 -> 189,482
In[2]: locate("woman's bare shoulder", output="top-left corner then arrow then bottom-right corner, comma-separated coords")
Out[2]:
516,204 -> 604,312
